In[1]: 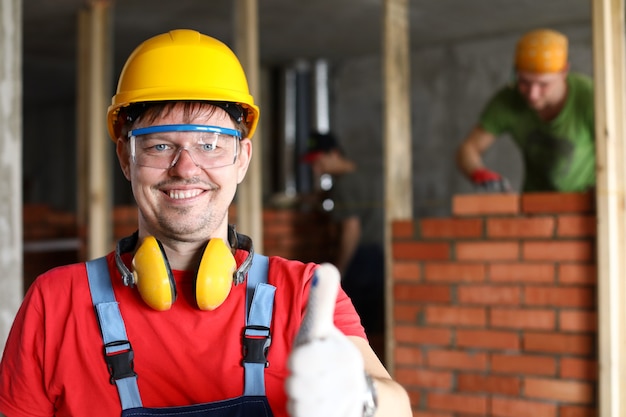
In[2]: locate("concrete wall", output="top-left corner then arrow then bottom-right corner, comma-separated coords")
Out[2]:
0,0 -> 22,351
332,23 -> 593,219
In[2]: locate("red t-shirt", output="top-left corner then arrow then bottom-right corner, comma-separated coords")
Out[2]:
0,251 -> 365,417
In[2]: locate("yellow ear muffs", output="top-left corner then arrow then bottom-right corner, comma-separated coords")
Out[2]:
132,236 -> 176,311
119,233 -> 241,311
196,238 -> 237,310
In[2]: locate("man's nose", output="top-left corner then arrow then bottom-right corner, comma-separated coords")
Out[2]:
169,147 -> 201,170
528,83 -> 542,100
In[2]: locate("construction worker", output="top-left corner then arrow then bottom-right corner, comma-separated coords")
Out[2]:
456,29 -> 595,192
0,30 -> 411,417
303,132 -> 385,357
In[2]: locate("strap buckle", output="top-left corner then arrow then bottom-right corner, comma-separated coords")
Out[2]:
242,325 -> 271,367
103,340 -> 137,384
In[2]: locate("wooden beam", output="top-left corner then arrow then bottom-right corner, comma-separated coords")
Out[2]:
383,0 -> 412,370
592,0 -> 626,416
233,0 -> 263,252
80,0 -> 113,259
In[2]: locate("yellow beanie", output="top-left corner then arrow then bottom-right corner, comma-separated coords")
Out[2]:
514,29 -> 568,73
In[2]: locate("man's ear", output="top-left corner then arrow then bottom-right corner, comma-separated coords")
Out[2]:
236,139 -> 252,184
116,138 -> 131,180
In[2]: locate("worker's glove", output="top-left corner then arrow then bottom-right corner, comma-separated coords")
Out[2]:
470,168 -> 512,192
286,264 -> 370,417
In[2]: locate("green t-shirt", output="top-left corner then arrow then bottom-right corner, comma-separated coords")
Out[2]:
479,73 -> 595,192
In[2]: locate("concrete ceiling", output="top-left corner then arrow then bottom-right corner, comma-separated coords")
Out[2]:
23,0 -> 592,105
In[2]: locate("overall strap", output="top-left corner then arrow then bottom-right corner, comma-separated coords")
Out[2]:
86,257 -> 143,410
243,254 -> 276,396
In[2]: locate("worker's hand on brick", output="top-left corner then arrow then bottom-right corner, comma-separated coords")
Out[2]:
286,264 -> 367,417
470,168 -> 512,192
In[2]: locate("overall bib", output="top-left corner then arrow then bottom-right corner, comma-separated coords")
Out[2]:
86,254 -> 276,417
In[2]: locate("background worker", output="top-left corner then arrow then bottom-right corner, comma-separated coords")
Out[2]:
303,132 -> 385,358
456,28 -> 595,192
0,29 -> 411,417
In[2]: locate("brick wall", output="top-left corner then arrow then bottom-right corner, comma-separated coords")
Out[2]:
392,192 -> 598,417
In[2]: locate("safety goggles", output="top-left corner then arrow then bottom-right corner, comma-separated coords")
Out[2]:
128,124 -> 242,170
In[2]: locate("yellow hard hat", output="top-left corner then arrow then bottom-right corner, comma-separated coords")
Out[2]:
107,29 -> 259,141
514,29 -> 568,73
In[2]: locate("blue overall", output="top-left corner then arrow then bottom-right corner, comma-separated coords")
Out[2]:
86,254 -> 276,417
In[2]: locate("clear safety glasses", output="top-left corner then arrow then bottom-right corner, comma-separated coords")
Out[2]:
128,124 -> 242,170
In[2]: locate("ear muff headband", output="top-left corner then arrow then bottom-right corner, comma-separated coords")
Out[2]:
114,226 -> 254,311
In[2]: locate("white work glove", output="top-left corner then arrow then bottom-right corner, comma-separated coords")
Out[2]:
286,263 -> 367,417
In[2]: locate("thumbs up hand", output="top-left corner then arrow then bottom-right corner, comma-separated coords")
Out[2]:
286,264 -> 367,417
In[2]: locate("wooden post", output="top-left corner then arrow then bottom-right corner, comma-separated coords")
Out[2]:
233,0 -> 263,252
592,0 -> 626,416
383,0 -> 412,370
78,0 -> 113,259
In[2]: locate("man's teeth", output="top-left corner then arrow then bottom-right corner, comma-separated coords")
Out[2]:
168,189 -> 202,199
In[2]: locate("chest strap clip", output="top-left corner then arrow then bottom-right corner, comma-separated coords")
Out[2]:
242,325 -> 271,367
104,340 -> 138,384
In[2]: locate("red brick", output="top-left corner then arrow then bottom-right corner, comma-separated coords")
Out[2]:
424,262 -> 486,282
262,208 -> 297,222
559,405 -> 598,417
560,357 -> 598,380
456,241 -> 520,261
523,241 -> 594,262
489,262 -> 555,283
428,392 -> 488,415
524,332 -> 594,355
395,368 -> 453,389
524,286 -> 595,308
491,397 -> 557,417
457,285 -> 521,305
407,390 -> 421,409
394,304 -> 422,322
557,215 -> 597,237
521,192 -> 594,214
490,308 -> 556,330
491,353 -> 556,376
487,217 -> 555,238
453,194 -> 520,216
392,220 -> 414,238
560,310 -> 597,332
393,283 -> 451,303
393,261 -> 421,281
525,377 -> 594,404
394,325 -> 451,346
558,263 -> 597,285
426,349 -> 487,371
23,203 -> 51,223
394,345 -> 424,366
393,241 -> 450,260
420,218 -> 483,238
112,205 -> 138,224
425,305 -> 487,327
414,412 -> 453,417
456,329 -> 520,350
457,373 -> 521,395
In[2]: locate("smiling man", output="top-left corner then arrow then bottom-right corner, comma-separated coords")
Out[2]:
0,29 -> 411,417
456,28 -> 595,192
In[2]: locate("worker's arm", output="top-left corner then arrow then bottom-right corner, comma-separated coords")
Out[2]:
456,125 -> 497,178
336,216 -> 360,276
350,336 -> 412,417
